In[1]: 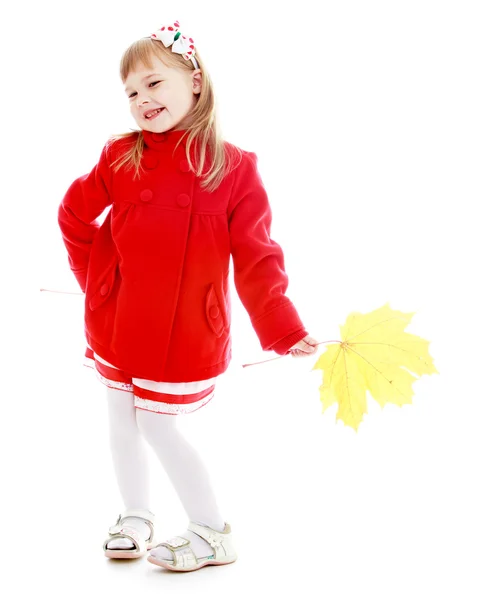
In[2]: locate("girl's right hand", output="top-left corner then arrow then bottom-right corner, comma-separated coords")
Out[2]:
288,334 -> 320,357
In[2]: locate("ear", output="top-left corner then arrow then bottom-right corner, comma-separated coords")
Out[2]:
191,69 -> 203,94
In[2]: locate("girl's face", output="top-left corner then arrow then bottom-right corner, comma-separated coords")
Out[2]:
124,54 -> 202,132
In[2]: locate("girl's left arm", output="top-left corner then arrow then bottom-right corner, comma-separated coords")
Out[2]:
227,150 -> 311,356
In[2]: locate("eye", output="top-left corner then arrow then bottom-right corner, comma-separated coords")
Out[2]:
128,81 -> 161,99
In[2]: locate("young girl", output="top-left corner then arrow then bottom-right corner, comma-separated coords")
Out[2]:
58,20 -> 319,572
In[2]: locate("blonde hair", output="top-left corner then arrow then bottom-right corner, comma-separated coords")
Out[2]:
108,37 -> 241,192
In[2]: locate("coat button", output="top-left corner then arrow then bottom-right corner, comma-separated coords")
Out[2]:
209,305 -> 220,319
176,193 -> 191,207
140,189 -> 153,202
179,159 -> 190,172
143,155 -> 159,170
152,133 -> 166,142
100,284 -> 109,296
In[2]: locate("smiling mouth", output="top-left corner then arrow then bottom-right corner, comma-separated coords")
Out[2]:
144,108 -> 165,119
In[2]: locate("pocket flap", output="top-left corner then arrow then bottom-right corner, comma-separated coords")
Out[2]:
205,283 -> 225,338
88,260 -> 118,311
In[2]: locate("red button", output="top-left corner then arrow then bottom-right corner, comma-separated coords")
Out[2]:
100,284 -> 109,296
152,133 -> 166,142
209,305 -> 220,319
179,159 -> 190,172
140,189 -> 153,202
176,193 -> 191,207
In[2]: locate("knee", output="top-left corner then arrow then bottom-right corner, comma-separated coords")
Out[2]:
108,418 -> 140,444
135,408 -> 178,444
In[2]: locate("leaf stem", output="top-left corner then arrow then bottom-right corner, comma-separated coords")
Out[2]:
39,288 -> 83,295
241,340 -> 342,368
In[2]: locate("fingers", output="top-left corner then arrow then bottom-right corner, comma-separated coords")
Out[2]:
288,335 -> 321,357
299,340 -> 318,353
290,343 -> 318,357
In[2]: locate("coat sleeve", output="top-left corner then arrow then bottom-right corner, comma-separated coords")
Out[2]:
57,141 -> 113,292
227,150 -> 308,355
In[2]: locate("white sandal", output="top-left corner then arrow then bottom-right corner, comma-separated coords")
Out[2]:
103,508 -> 156,559
147,521 -> 237,572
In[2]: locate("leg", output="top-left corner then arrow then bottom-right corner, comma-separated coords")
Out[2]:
105,387 -> 152,550
106,387 -> 151,508
136,409 -> 225,560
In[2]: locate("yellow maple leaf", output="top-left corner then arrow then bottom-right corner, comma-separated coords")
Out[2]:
311,303 -> 438,431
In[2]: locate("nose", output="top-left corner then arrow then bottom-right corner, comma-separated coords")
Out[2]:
136,94 -> 151,109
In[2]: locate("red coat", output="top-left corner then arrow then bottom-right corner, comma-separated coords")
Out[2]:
58,129 -> 308,382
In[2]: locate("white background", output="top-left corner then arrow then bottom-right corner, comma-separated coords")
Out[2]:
2,0 -> 479,597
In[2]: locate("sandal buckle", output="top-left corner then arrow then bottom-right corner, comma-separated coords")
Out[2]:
165,536 -> 190,549
206,534 -> 223,549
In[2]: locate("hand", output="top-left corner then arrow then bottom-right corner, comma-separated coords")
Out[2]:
288,334 -> 321,358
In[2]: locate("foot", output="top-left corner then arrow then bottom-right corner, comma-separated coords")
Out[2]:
106,517 -> 152,550
149,522 -> 226,562
148,521 -> 237,571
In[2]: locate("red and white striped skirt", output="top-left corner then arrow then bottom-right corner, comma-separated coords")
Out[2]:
83,347 -> 216,415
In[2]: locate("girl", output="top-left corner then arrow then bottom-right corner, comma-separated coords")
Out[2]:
58,21 -> 320,572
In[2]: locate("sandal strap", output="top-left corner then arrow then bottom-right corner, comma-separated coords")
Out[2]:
121,508 -> 155,523
103,525 -> 145,552
154,537 -> 198,569
187,521 -> 233,560
109,509 -> 156,542
158,536 -> 190,550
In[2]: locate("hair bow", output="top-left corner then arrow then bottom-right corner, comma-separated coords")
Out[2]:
150,21 -> 199,69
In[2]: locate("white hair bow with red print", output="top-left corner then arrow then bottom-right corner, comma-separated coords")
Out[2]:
150,21 -> 199,69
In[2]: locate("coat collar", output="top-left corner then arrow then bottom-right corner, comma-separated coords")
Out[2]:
142,128 -> 188,152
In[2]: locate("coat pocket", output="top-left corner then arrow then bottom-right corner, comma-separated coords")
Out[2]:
205,283 -> 226,337
88,258 -> 118,311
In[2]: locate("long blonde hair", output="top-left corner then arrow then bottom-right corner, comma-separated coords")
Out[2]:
108,37 -> 241,192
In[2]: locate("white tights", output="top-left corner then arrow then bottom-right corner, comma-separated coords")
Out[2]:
105,387 -> 225,557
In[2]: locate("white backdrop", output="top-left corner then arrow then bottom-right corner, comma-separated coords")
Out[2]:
2,0 -> 479,598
